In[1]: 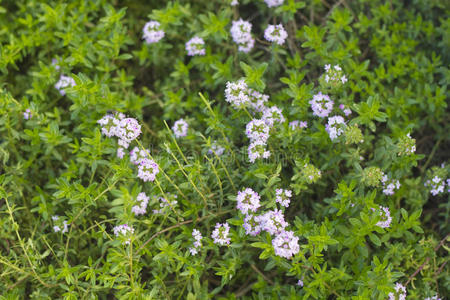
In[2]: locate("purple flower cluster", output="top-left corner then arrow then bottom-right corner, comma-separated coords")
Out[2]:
248,89 -> 269,112
264,0 -> 284,7
326,115 -> 346,140
246,119 -> 270,143
132,192 -> 150,216
376,206 -> 392,229
172,118 -> 189,138
264,24 -> 288,45
52,215 -> 69,233
225,80 -> 250,108
309,92 -> 334,118
275,189 -> 292,207
272,230 -> 300,259
137,158 -> 159,182
323,64 -> 347,86
223,80 -> 286,163
189,229 -> 203,255
230,19 -> 254,53
130,146 -> 149,165
208,141 -> 225,156
243,214 -> 261,236
339,104 -> 352,116
55,75 -> 76,96
185,36 -> 206,56
142,20 -> 165,44
248,140 -> 271,163
236,188 -> 261,214
211,222 -> 231,245
23,108 -> 32,120
388,283 -> 406,300
381,175 -> 401,196
98,112 -> 142,148
98,112 -> 161,183
262,106 -> 285,127
113,224 -> 135,245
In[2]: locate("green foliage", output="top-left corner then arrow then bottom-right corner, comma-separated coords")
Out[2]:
0,0 -> 448,299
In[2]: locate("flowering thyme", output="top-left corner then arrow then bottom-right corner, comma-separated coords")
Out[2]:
113,224 -> 135,245
142,20 -> 164,44
225,80 -> 250,108
172,119 -> 189,138
185,36 -> 206,56
132,192 -> 150,216
230,19 -> 254,53
326,115 -> 346,140
272,230 -> 300,259
275,189 -> 292,207
309,92 -> 334,118
137,158 -> 159,182
211,222 -> 231,246
264,24 -> 288,45
55,75 -> 76,96
236,188 -> 261,214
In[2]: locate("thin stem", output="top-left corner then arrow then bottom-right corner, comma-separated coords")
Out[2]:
165,144 -> 208,207
4,196 -> 53,288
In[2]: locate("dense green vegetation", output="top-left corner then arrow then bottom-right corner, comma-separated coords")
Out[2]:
0,0 -> 448,299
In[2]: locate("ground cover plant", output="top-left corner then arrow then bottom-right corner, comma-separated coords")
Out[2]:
0,0 -> 449,299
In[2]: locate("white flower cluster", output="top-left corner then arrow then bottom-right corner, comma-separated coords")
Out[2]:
142,20 -> 165,44
264,24 -> 288,45
97,112 -> 142,149
137,158 -> 159,182
425,175 -> 446,196
230,19 -> 255,53
172,118 -> 189,138
264,0 -> 284,7
132,192 -> 150,216
236,188 -> 261,214
185,36 -> 206,56
223,79 -> 285,163
23,109 -> 32,120
55,75 -> 76,96
310,92 -> 334,118
326,115 -> 346,140
98,112 -> 160,182
129,146 -> 149,165
323,64 -> 347,86
189,229 -> 203,255
52,215 -> 69,233
272,230 -> 300,259
388,283 -> 406,300
275,189 -> 292,207
113,224 -> 135,245
225,80 -> 250,108
424,295 -> 442,300
376,206 -> 392,229
248,89 -> 269,112
211,222 -> 231,245
381,175 -> 401,196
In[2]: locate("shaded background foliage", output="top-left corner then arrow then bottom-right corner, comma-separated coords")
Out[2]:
0,0 -> 448,299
